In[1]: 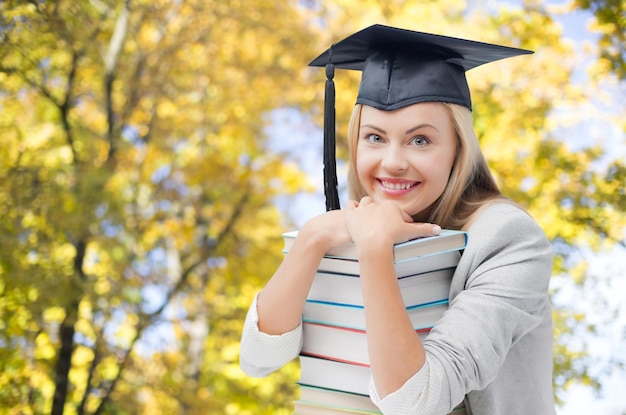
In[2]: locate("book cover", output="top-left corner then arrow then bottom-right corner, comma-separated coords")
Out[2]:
294,400 -> 382,414
283,229 -> 467,262
294,401 -> 381,414
297,385 -> 381,413
303,299 -> 448,331
299,355 -> 372,396
301,322 -> 430,366
306,267 -> 454,308
317,249 -> 461,278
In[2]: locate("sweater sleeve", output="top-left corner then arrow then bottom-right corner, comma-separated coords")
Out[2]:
370,359 -> 447,415
370,204 -> 553,414
239,293 -> 303,377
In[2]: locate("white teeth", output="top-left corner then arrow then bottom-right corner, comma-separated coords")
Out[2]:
381,181 -> 412,190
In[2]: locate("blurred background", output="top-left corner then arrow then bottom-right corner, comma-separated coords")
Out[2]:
0,0 -> 624,414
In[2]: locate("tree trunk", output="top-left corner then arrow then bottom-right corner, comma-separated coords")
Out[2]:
51,239 -> 87,415
51,307 -> 78,415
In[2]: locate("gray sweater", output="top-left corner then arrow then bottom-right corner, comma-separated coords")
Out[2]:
240,203 -> 556,414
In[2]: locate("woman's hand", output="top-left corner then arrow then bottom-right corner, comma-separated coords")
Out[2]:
256,208 -> 351,335
298,208 -> 353,254
344,196 -> 441,248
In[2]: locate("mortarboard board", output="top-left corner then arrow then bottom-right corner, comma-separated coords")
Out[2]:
309,24 -> 533,210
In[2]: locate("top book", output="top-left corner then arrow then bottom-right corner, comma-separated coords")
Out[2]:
283,229 -> 468,262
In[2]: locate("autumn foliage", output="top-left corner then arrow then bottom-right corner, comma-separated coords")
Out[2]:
0,0 -> 624,414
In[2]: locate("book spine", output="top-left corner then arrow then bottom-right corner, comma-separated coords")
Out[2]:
303,299 -> 448,331
301,322 -> 430,366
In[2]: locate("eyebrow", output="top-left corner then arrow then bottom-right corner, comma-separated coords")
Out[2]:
360,123 -> 439,134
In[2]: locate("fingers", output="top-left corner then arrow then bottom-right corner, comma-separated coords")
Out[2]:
400,209 -> 414,223
345,197 -> 442,246
346,197 -> 371,211
407,222 -> 442,238
345,200 -> 359,210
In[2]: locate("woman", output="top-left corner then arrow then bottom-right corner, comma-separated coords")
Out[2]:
240,25 -> 555,415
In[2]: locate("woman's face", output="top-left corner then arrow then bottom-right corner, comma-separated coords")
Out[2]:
356,102 -> 457,220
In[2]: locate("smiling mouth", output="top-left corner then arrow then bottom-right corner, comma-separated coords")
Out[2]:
378,179 -> 419,191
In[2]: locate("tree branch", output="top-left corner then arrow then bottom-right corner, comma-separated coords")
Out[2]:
90,187 -> 252,413
104,0 -> 130,162
76,326 -> 104,415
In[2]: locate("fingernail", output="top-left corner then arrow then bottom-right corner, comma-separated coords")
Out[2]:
432,225 -> 441,235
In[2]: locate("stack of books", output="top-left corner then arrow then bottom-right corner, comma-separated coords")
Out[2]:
282,230 -> 468,414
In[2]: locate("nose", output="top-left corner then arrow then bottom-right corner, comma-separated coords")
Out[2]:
381,144 -> 409,173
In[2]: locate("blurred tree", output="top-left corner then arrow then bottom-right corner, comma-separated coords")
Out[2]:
0,0 -> 624,414
0,0 -> 318,413
572,0 -> 625,79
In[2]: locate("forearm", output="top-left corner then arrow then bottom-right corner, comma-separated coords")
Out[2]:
257,225 -> 334,335
359,246 -> 426,398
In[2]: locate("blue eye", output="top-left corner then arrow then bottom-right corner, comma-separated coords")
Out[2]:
412,136 -> 429,146
366,134 -> 384,143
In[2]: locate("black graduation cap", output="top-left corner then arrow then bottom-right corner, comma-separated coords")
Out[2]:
309,24 -> 533,211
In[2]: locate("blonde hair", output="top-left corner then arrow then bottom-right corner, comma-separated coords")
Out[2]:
347,103 -> 513,230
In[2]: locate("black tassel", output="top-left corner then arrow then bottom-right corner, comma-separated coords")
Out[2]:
323,50 -> 340,211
